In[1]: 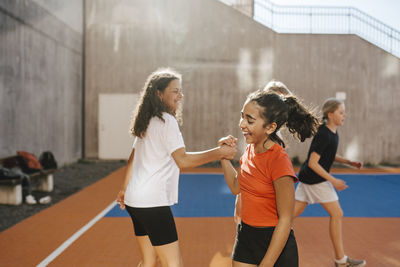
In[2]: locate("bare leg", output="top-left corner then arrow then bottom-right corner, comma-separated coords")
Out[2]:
136,235 -> 158,267
154,240 -> 183,267
320,201 -> 345,260
294,200 -> 308,218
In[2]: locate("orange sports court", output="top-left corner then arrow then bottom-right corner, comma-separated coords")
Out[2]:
1,167 -> 399,266
1,0 -> 400,266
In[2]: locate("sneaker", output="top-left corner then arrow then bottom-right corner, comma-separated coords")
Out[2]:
25,195 -> 37,205
39,196 -> 51,204
335,257 -> 366,267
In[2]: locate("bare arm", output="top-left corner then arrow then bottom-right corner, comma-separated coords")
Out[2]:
218,135 -> 240,195
259,176 -> 295,267
234,193 -> 242,224
308,152 -> 348,191
221,159 -> 240,195
116,148 -> 134,210
335,155 -> 362,169
171,145 -> 236,169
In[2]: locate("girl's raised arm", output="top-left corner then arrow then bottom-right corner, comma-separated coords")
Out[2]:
171,145 -> 236,170
221,159 -> 240,195
218,135 -> 240,195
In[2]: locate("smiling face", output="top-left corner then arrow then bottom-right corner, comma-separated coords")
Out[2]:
239,100 -> 276,152
328,103 -> 346,127
157,78 -> 183,113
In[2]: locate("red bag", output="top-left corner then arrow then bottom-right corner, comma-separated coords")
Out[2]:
17,151 -> 43,173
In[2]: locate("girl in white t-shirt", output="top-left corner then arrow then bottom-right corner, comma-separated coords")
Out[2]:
116,68 -> 237,267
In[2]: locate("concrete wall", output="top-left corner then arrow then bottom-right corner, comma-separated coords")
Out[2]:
85,0 -> 400,164
0,0 -> 83,165
31,0 -> 83,34
274,34 -> 400,164
85,0 -> 275,158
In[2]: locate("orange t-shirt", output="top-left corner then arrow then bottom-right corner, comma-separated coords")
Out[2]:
238,143 -> 297,227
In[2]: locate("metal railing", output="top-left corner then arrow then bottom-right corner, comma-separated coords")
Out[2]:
220,0 -> 400,58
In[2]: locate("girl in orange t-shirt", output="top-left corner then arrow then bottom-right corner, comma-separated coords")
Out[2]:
220,90 -> 318,267
233,79 -> 293,225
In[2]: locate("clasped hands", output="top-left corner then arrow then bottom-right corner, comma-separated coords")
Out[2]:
218,135 -> 238,160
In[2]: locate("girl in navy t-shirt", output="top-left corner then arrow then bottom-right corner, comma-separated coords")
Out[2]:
294,98 -> 365,267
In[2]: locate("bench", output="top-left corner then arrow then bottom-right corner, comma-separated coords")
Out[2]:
0,156 -> 56,205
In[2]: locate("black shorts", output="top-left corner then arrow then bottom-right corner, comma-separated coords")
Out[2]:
232,221 -> 298,266
125,205 -> 178,246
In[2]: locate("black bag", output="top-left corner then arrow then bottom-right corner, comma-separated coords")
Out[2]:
39,151 -> 58,170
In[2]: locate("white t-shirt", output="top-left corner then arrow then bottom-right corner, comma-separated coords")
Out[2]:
124,113 -> 185,207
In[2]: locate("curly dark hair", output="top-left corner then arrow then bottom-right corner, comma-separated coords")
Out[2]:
247,90 -> 319,147
131,68 -> 182,138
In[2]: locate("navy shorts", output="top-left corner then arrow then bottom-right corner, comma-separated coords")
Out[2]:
125,205 -> 178,246
232,221 -> 298,266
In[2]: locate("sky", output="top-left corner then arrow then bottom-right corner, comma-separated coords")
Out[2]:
270,0 -> 400,31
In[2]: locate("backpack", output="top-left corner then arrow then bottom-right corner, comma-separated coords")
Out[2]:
39,151 -> 58,170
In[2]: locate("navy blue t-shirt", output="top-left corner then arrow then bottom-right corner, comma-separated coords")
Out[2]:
298,125 -> 338,184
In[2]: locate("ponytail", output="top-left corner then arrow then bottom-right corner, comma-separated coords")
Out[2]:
247,91 -> 319,148
284,96 -> 319,142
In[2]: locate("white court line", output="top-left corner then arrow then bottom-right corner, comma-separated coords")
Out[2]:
36,201 -> 117,267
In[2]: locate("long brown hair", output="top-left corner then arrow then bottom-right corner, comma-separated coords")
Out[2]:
247,90 -> 319,147
131,68 -> 182,138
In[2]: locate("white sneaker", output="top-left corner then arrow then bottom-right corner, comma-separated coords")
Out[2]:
39,196 -> 51,204
25,195 -> 37,205
335,257 -> 366,267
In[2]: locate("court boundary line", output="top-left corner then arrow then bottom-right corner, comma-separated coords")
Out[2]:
36,201 -> 116,267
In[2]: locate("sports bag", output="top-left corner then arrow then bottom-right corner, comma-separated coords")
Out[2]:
39,151 -> 58,170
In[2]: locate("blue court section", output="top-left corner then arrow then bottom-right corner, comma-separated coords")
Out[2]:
106,173 -> 400,218
300,174 -> 400,217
